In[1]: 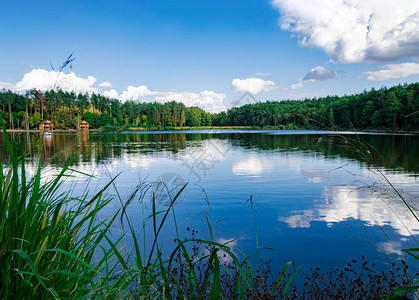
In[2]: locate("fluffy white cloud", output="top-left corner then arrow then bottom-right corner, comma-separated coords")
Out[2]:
290,81 -> 304,90
154,90 -> 226,113
103,89 -> 119,99
119,85 -> 154,101
291,66 -> 337,89
232,78 -> 275,94
303,66 -> 337,82
117,85 -> 226,113
15,69 -> 99,93
99,81 -> 112,88
272,0 -> 419,63
0,82 -> 15,91
364,62 -> 419,81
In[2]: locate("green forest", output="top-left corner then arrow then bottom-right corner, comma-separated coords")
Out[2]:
1,82 -> 418,131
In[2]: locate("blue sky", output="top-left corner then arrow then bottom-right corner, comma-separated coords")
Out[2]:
1,0 -> 419,112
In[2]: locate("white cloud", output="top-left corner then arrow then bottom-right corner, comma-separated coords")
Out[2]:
99,81 -> 112,88
291,66 -> 337,89
232,78 -> 275,94
364,62 -> 419,81
0,82 -> 15,91
303,66 -> 337,82
117,85 -> 226,113
103,89 -> 119,99
290,80 -> 304,90
119,85 -> 154,101
154,90 -> 226,113
15,69 -> 99,94
272,0 -> 419,63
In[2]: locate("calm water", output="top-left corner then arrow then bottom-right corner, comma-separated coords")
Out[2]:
1,130 -> 418,282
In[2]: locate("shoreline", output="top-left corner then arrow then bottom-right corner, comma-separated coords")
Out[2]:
3,126 -> 419,135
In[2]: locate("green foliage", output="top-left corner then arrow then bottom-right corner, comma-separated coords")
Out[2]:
98,112 -> 111,127
52,108 -> 74,129
83,111 -> 100,128
220,83 -> 419,131
29,112 -> 41,128
0,119 -> 119,298
185,106 -> 214,127
185,106 -> 203,126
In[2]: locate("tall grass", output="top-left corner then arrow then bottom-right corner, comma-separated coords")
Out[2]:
0,120 -> 295,299
0,119 -> 122,299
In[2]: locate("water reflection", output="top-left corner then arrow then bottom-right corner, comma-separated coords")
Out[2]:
178,139 -> 229,181
281,184 -> 419,237
1,130 -> 418,274
126,153 -> 159,170
232,157 -> 273,176
2,131 -> 419,174
287,157 -> 333,184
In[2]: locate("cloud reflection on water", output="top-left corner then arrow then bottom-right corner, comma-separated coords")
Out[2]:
280,184 -> 419,237
232,157 -> 274,177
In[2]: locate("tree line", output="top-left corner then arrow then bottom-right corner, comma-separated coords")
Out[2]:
214,82 -> 419,131
0,82 -> 418,131
0,89 -> 216,130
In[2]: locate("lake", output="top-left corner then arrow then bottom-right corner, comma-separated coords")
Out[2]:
1,129 -> 418,285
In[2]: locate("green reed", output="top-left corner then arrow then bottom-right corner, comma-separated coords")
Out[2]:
0,118 -> 122,299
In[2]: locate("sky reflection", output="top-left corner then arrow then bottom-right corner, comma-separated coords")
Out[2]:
280,184 -> 419,237
1,131 -> 418,275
